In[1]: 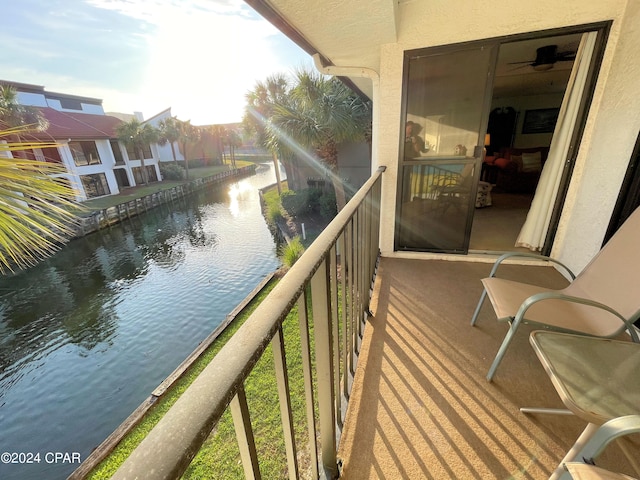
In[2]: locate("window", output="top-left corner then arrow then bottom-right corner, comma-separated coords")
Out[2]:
41,147 -> 62,164
146,165 -> 158,182
125,143 -> 152,160
132,166 -> 159,184
59,98 -> 83,110
81,173 -> 110,198
69,141 -> 101,166
113,168 -> 130,188
21,148 -> 36,160
110,140 -> 125,165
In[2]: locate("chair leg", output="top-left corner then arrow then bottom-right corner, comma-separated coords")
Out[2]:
471,289 -> 487,326
486,321 -> 519,381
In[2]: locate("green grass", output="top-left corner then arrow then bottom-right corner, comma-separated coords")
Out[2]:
88,278 -> 321,480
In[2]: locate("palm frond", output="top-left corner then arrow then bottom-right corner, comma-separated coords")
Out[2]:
0,127 -> 80,273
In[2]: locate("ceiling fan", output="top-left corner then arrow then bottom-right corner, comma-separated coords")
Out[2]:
509,44 -> 577,71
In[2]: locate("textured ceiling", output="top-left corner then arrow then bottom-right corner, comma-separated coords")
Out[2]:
252,0 -> 582,100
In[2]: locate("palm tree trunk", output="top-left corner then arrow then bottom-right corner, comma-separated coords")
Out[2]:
170,143 -> 178,166
331,175 -> 347,212
137,147 -> 149,184
272,152 -> 282,195
182,141 -> 190,179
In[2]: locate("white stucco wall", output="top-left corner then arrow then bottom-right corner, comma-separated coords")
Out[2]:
58,140 -> 120,201
373,0 -> 639,273
551,0 -> 640,271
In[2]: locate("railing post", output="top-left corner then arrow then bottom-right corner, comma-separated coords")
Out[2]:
297,292 -> 319,480
271,325 -> 299,479
347,219 -> 356,370
329,245 -> 342,428
355,208 -> 364,344
311,258 -> 337,478
339,231 -> 350,398
230,385 -> 261,480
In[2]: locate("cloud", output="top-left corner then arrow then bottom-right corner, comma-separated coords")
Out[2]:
86,0 -> 247,24
86,0 -> 309,124
4,0 -> 312,125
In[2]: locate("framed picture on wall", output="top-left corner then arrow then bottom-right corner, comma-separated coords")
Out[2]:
522,108 -> 560,134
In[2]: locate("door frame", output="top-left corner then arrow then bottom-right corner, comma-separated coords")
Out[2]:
394,21 -> 611,255
394,41 -> 498,253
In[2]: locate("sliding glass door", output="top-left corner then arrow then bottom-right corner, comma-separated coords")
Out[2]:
396,44 -> 497,253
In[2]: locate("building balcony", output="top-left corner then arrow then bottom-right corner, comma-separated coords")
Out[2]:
104,167 -> 638,480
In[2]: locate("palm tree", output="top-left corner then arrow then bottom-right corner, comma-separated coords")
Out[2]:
158,116 -> 182,167
0,85 -> 50,158
177,120 -> 199,180
116,119 -> 159,185
243,74 -> 293,194
271,69 -> 372,210
210,125 -> 227,165
226,128 -> 242,169
0,125 -> 79,273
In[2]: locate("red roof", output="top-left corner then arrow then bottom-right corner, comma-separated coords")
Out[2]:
33,107 -> 123,140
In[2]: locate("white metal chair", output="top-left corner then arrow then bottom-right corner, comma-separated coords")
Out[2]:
560,415 -> 640,480
471,207 -> 640,381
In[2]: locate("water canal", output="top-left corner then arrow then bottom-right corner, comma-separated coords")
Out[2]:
0,163 -> 282,480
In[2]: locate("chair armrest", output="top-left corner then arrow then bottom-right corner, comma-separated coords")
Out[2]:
559,415 -> 640,480
513,292 -> 640,342
489,252 -> 577,280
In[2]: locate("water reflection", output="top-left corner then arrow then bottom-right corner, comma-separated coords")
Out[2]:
0,164 -> 280,480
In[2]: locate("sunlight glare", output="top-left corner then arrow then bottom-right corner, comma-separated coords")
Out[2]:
228,180 -> 252,217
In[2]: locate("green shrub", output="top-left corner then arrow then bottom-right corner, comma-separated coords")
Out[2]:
318,190 -> 337,219
280,188 -> 323,217
279,236 -> 305,267
159,162 -> 185,180
266,201 -> 283,223
261,188 -> 283,225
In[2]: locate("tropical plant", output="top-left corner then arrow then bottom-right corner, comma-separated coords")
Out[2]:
210,125 -> 227,164
225,128 -> 242,169
0,85 -> 50,158
158,162 -> 185,180
243,74 -> 292,194
115,119 -> 159,185
279,236 -> 305,268
177,120 -> 200,179
0,85 -> 49,132
158,116 -> 182,166
271,69 -> 372,210
0,126 -> 79,273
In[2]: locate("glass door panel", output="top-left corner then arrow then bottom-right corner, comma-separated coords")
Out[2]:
396,44 -> 496,253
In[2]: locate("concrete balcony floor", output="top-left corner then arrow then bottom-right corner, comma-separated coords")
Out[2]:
338,257 -> 638,479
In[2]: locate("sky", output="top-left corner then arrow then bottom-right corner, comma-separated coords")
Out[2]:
1,0 -> 314,125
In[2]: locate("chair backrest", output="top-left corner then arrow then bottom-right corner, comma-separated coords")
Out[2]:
566,206 -> 640,321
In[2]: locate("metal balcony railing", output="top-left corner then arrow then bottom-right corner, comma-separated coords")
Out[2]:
111,166 -> 386,480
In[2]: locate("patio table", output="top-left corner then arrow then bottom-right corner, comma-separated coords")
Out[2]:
528,331 -> 640,479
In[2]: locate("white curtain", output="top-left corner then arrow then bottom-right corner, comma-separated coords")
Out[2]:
515,31 -> 598,250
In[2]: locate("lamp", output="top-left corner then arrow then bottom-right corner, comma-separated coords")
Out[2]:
483,133 -> 491,161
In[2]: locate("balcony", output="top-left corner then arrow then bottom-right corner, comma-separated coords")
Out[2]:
107,167 -> 637,480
